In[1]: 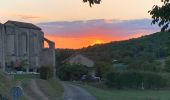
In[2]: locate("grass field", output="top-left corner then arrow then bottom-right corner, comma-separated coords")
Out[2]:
13,74 -> 40,81
0,70 -> 64,100
36,79 -> 64,100
79,83 -> 170,100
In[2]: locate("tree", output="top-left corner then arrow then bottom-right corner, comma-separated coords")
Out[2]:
57,64 -> 88,81
95,61 -> 113,78
83,0 -> 101,7
165,57 -> 170,72
149,0 -> 170,31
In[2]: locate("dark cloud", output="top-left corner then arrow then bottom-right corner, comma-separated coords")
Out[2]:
37,19 -> 160,38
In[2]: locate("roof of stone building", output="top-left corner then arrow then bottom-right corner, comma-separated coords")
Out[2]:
63,54 -> 94,67
5,20 -> 41,30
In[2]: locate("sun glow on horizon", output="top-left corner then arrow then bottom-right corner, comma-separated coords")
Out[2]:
43,31 -> 152,49
92,39 -> 104,45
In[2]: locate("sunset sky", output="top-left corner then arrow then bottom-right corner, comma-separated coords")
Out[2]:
0,0 -> 163,49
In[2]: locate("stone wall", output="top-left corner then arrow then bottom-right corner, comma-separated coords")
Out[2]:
40,48 -> 55,67
0,21 -> 56,73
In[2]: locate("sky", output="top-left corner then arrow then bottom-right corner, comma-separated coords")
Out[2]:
0,0 -> 163,49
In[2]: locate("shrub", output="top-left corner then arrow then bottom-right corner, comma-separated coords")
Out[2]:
104,71 -> 117,88
165,57 -> 170,72
39,66 -> 53,80
57,64 -> 88,81
95,61 -> 114,78
104,71 -> 167,89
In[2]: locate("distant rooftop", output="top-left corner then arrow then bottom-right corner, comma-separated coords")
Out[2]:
5,20 -> 41,30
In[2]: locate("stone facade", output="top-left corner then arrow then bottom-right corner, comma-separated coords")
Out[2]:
63,54 -> 94,67
0,21 -> 55,72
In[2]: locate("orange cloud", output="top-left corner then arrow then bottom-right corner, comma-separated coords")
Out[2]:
44,32 -> 147,49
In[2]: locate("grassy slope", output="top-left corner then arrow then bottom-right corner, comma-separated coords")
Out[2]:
0,71 -> 12,99
0,72 -> 64,100
79,83 -> 170,100
0,71 -> 27,100
36,79 -> 64,100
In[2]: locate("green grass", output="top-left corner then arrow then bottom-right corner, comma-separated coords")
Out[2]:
0,71 -> 12,99
13,74 -> 39,81
0,71 -> 64,100
36,79 -> 64,100
0,71 -> 28,100
79,83 -> 170,100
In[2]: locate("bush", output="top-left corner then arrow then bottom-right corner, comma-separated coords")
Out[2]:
57,64 -> 88,81
104,71 -> 167,89
39,66 -> 53,80
165,57 -> 170,72
95,61 -> 114,78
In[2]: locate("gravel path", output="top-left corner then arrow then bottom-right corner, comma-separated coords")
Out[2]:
62,82 -> 96,100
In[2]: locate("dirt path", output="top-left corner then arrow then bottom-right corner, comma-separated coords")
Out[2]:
21,79 -> 49,100
62,82 -> 96,100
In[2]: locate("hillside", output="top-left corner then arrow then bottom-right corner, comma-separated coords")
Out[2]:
57,32 -> 170,64
78,32 -> 170,63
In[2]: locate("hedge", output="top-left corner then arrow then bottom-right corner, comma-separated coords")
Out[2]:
104,71 -> 167,89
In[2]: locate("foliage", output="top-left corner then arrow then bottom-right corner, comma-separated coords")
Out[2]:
56,32 -> 169,73
165,57 -> 170,72
36,79 -> 64,100
57,64 -> 88,81
39,66 -> 53,80
83,0 -> 101,7
149,0 -> 170,31
104,71 -> 167,89
80,83 -> 170,100
95,61 -> 114,78
77,32 -> 169,63
20,59 -> 28,69
56,49 -> 75,66
127,54 -> 162,72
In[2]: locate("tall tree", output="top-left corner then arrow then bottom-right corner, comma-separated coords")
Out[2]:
149,0 -> 170,31
83,0 -> 101,7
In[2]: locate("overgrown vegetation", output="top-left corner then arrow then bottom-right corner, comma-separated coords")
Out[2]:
80,83 -> 170,100
95,61 -> 113,78
57,64 -> 88,81
104,71 -> 167,89
39,66 -> 53,80
35,79 -> 64,100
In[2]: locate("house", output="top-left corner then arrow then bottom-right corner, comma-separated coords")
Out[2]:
0,21 -> 55,73
63,54 -> 95,75
63,54 -> 94,67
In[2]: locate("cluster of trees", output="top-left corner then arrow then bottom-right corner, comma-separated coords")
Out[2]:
77,32 -> 170,64
56,32 -> 170,69
127,53 -> 162,72
165,57 -> 170,72
57,64 -> 88,81
104,71 -> 167,89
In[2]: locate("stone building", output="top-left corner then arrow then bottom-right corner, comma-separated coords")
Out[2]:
63,54 -> 95,76
63,54 -> 94,67
0,21 -> 55,72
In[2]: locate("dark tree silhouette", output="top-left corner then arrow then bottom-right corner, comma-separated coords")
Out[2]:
83,0 -> 101,7
149,0 -> 170,31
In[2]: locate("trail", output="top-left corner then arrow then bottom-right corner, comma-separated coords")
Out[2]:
62,82 -> 96,100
